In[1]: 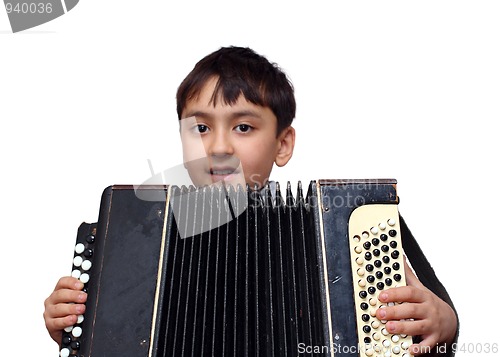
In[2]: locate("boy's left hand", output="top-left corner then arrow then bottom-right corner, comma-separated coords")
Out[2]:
376,260 -> 457,356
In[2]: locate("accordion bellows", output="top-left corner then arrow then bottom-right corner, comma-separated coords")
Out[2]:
60,179 -> 414,357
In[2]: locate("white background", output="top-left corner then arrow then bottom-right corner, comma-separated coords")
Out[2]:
1,1 -> 498,355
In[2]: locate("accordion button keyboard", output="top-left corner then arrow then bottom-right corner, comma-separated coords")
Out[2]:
349,204 -> 414,357
59,225 -> 96,357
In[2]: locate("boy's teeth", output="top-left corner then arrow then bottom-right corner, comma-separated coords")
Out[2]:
212,170 -> 233,175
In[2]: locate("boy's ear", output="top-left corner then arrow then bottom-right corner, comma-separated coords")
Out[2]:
275,126 -> 295,167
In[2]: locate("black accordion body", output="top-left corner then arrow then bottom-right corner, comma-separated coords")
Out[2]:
60,179 -> 417,357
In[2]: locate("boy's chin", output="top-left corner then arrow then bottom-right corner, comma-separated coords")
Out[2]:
190,173 -> 247,190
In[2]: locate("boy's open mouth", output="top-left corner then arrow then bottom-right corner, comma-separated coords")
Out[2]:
208,166 -> 241,182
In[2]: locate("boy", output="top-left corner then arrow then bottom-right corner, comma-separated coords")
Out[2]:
44,46 -> 458,355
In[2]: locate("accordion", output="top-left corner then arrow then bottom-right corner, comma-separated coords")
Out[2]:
59,179 -> 416,357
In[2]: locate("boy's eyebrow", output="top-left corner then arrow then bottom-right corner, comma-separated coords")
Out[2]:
183,110 -> 265,121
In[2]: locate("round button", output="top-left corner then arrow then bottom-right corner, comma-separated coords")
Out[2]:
73,256 -> 83,267
83,249 -> 93,258
74,243 -> 85,254
81,260 -> 92,271
72,326 -> 82,338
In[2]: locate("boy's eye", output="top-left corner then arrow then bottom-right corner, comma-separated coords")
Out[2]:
235,124 -> 252,133
195,124 -> 209,133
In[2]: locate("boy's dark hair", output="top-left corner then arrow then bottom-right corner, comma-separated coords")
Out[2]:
176,46 -> 296,135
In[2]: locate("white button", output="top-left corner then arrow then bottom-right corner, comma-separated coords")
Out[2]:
75,243 -> 85,254
71,270 -> 81,279
370,227 -> 379,235
73,256 -> 83,267
81,260 -> 92,271
72,326 -> 82,338
60,348 -> 70,357
77,314 -> 84,324
388,218 -> 396,226
80,273 -> 90,284
63,325 -> 73,333
379,222 -> 387,230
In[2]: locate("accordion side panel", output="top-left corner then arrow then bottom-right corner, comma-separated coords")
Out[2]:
319,181 -> 399,356
91,187 -> 168,356
60,186 -> 169,357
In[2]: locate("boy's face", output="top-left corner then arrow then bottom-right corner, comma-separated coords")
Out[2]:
180,77 -> 294,188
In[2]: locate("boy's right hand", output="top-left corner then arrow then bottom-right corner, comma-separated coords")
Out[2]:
43,276 -> 87,344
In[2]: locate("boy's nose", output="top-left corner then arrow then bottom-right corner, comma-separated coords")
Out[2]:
207,131 -> 234,157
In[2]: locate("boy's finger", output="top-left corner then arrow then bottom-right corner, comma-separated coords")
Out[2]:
383,319 -> 432,340
48,288 -> 87,306
376,301 -> 426,322
55,276 -> 84,291
378,285 -> 426,304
